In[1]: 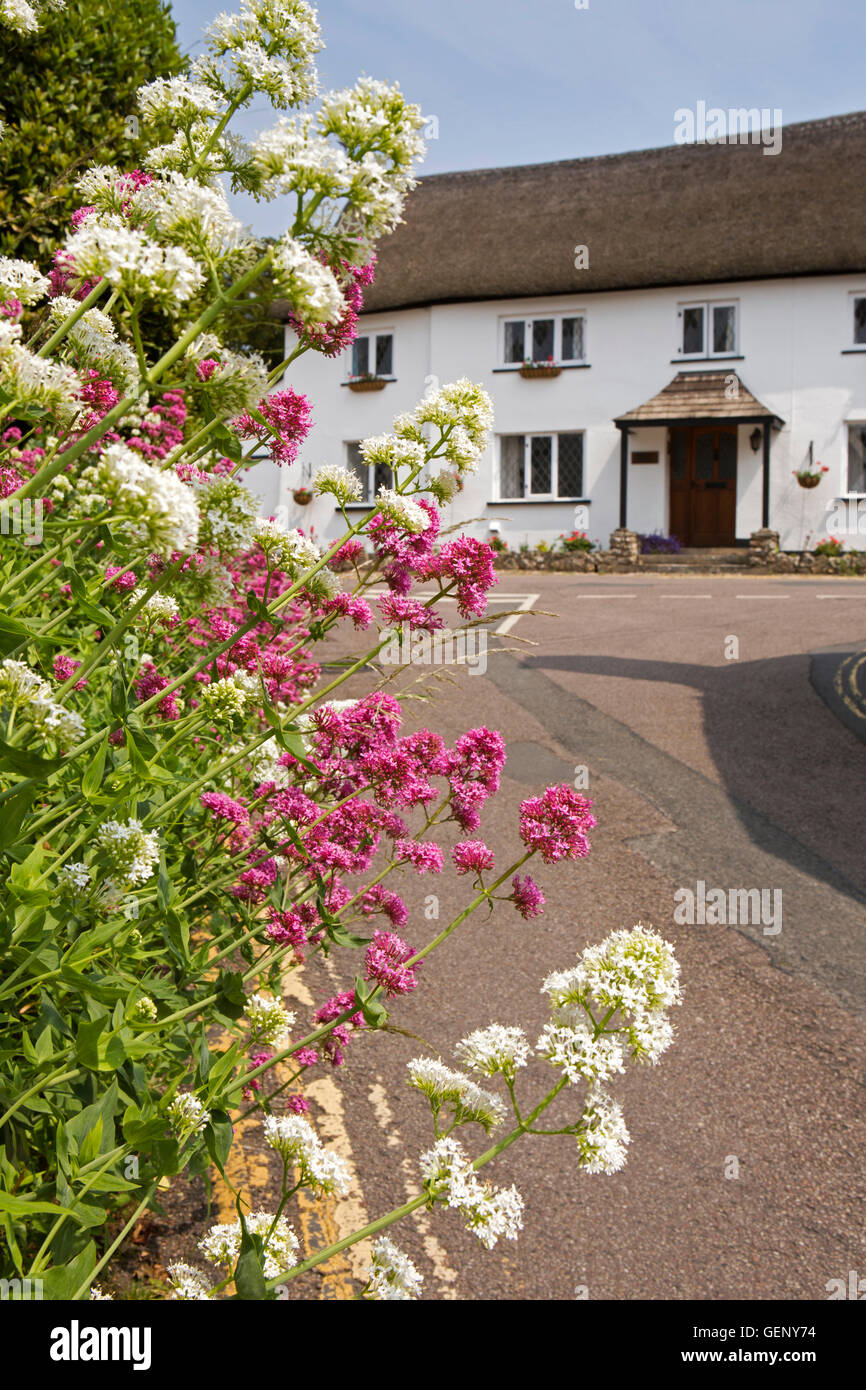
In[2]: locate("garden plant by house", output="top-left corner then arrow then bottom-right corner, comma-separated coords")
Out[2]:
0,0 -> 681,1301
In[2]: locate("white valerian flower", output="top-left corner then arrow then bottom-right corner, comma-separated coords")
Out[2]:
138,76 -> 222,125
88,1284 -> 112,1301
127,995 -> 157,1023
0,320 -> 80,423
407,1057 -> 506,1132
247,113 -> 351,200
455,1025 -> 532,1079
575,1089 -> 630,1175
199,673 -> 254,721
245,993 -> 294,1049
57,861 -> 91,894
0,256 -> 50,305
541,924 -> 681,1066
199,1210 -> 299,1281
360,434 -> 427,474
192,474 -> 260,554
167,1092 -> 210,1143
187,337 -> 269,414
263,1114 -> 351,1194
312,463 -> 362,505
428,469 -> 460,505
47,298 -> 138,388
366,1237 -> 423,1301
394,380 -> 494,474
130,589 -> 179,626
254,520 -> 320,575
271,235 -> 345,324
317,78 -> 425,235
248,735 -> 290,788
79,444 -> 200,555
166,1261 -> 213,1301
0,658 -> 85,747
95,819 -> 159,889
64,214 -> 204,308
535,1019 -> 625,1087
196,0 -> 323,110
419,1136 -> 524,1250
374,486 -> 428,534
133,172 -> 245,257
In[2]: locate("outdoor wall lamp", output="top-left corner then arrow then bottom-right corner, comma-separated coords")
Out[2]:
749,427 -> 763,452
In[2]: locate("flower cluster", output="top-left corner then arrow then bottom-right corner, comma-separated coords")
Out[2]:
366,1237 -> 423,1301
263,1113 -> 351,1193
0,658 -> 85,747
407,1057 -> 506,1133
419,1137 -> 524,1250
199,1210 -> 299,1281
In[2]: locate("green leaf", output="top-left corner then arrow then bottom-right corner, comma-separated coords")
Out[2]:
74,1015 -> 109,1070
40,1242 -> 98,1301
0,784 -> 37,848
0,738 -> 66,780
204,1110 -> 233,1177
215,969 -> 246,1019
81,733 -> 109,801
233,1207 -> 267,1300
329,923 -> 369,949
353,976 -> 389,1028
0,1191 -> 89,1223
124,727 -> 150,779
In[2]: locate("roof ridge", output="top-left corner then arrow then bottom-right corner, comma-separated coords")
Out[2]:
413,109 -> 866,185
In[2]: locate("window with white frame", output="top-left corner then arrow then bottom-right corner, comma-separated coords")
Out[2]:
847,424 -> 866,493
350,332 -> 394,378
677,301 -> 738,357
498,433 -> 584,498
345,441 -> 393,501
501,314 -> 586,366
850,294 -> 866,347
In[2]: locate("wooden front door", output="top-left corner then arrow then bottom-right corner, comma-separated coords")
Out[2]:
669,426 -> 737,547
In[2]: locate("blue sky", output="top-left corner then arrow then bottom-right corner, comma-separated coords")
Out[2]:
172,0 -> 866,234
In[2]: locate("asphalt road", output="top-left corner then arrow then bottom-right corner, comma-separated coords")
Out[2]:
152,573 -> 866,1301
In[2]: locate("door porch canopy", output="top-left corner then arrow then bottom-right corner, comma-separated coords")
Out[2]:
613,370 -> 784,530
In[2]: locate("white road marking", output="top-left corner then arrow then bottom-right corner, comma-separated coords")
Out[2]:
736,594 -> 790,599
494,591 -> 539,636
815,592 -> 865,599
575,593 -> 638,599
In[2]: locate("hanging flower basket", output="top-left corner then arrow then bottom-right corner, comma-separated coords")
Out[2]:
348,376 -> 387,392
292,488 -> 313,505
519,361 -> 561,379
793,465 -> 828,489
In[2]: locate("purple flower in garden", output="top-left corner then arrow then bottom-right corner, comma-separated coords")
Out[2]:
510,874 -> 546,920
519,786 -> 596,864
365,930 -> 420,998
452,840 -> 495,875
395,838 -> 444,875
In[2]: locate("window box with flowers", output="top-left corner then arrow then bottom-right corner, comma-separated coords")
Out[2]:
348,375 -> 388,392
519,358 -> 562,379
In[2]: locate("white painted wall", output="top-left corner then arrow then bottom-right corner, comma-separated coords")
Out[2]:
268,274 -> 866,551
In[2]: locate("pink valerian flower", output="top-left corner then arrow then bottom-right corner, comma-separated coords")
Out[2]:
200,791 -> 249,826
429,535 -> 498,617
242,1050 -> 273,1099
395,838 -> 444,875
286,256 -> 376,357
510,873 -> 545,920
134,662 -> 182,720
104,565 -> 138,592
127,390 -> 186,461
314,990 -> 364,1067
77,371 -> 120,431
232,388 -> 312,467
285,1094 -> 310,1115
0,466 -> 25,498
232,857 -> 279,902
360,884 -> 409,928
328,537 -> 365,570
196,359 -> 219,381
452,840 -> 495,875
295,1047 -> 319,1067
365,930 -> 420,998
49,246 -> 98,300
368,499 -> 440,597
518,785 -> 596,864
320,592 -> 373,629
0,298 -> 23,322
359,742 -> 439,809
378,594 -> 444,631
265,907 -> 309,961
52,655 -> 88,689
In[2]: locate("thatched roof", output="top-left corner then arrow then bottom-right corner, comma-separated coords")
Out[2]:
353,111 -> 866,312
616,370 -> 783,426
